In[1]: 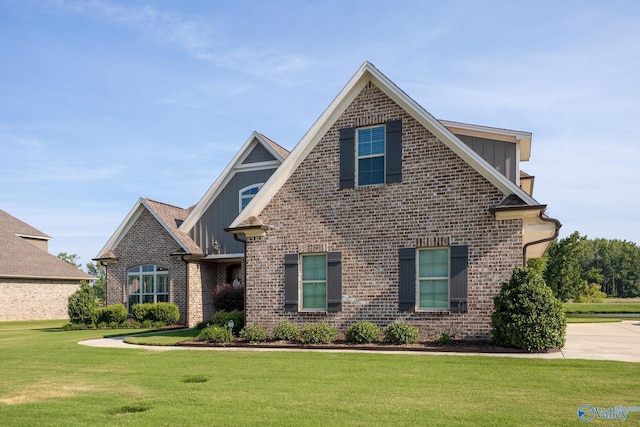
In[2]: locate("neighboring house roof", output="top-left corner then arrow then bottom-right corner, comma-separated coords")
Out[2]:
228,62 -> 559,261
0,209 -> 51,240
95,198 -> 202,260
178,131 -> 289,233
0,211 -> 92,280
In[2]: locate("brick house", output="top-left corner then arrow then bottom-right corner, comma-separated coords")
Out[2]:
0,209 -> 94,321
227,62 -> 560,339
95,133 -> 288,326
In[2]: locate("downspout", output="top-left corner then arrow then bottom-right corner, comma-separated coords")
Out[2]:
522,213 -> 562,266
233,233 -> 247,327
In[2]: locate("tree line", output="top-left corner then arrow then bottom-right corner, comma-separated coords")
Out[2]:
529,232 -> 640,302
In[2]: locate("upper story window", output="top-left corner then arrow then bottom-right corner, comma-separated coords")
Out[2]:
127,265 -> 169,312
239,183 -> 263,212
357,125 -> 386,186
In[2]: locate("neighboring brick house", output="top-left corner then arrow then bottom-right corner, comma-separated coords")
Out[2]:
0,209 -> 94,321
227,62 -> 560,339
95,133 -> 289,326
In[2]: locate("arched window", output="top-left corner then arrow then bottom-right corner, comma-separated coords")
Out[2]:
239,183 -> 263,212
127,265 -> 169,312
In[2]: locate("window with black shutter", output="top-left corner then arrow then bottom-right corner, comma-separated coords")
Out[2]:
283,252 -> 342,312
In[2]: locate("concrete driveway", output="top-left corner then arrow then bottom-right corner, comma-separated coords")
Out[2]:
80,321 -> 640,362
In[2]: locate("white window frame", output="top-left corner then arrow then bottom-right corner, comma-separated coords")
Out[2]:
300,253 -> 328,312
126,265 -> 169,312
356,124 -> 386,187
239,183 -> 264,212
416,247 -> 450,311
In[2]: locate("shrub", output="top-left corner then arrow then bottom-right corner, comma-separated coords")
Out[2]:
212,310 -> 244,335
384,322 -> 419,344
68,281 -> 98,325
272,320 -> 300,341
346,321 -> 380,344
299,323 -> 339,344
435,332 -> 455,346
492,267 -> 566,352
575,283 -> 607,303
239,325 -> 268,343
198,325 -> 232,344
131,303 -> 180,325
94,304 -> 128,326
213,285 -> 244,312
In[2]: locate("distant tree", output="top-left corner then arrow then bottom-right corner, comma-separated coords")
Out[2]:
57,252 -> 82,269
87,261 -> 106,303
544,232 -> 589,301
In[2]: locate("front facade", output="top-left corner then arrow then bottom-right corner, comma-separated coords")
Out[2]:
229,63 -> 559,339
0,209 -> 94,321
96,133 -> 288,326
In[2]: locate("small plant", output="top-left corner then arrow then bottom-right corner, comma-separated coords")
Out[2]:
198,325 -> 232,344
94,304 -> 128,326
68,281 -> 98,325
213,285 -> 244,312
299,323 -> 339,344
435,332 -> 455,346
492,267 -> 566,352
384,322 -> 419,345
212,310 -> 244,334
239,325 -> 268,343
346,321 -> 380,344
272,320 -> 300,341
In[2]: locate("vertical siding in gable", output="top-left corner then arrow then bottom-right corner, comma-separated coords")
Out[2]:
456,135 -> 517,183
242,143 -> 277,164
190,168 -> 278,255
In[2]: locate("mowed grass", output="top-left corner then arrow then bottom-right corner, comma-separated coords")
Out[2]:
1,321 -> 639,426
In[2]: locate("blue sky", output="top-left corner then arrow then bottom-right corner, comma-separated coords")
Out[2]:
1,0 -> 639,270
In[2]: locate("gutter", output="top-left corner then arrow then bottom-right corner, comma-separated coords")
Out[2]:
522,213 -> 562,266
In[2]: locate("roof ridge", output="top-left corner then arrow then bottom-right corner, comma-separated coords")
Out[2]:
143,198 -> 189,211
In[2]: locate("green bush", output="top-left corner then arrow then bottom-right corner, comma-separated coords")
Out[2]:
239,325 -> 268,343
272,320 -> 300,341
68,281 -> 98,325
384,322 -> 419,344
345,321 -> 380,344
198,325 -> 232,344
213,286 -> 244,312
94,304 -> 128,325
299,323 -> 339,344
212,310 -> 244,335
435,332 -> 455,346
131,303 -> 180,325
491,267 -> 566,352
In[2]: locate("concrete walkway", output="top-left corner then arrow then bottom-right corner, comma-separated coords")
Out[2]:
79,321 -> 640,362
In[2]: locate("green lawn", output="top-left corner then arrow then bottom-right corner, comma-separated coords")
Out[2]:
1,320 -> 639,426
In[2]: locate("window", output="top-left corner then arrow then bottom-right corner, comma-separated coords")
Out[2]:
284,252 -> 342,312
398,245 -> 468,312
339,119 -> 402,188
418,248 -> 449,310
357,125 -> 385,186
239,183 -> 263,211
127,265 -> 169,312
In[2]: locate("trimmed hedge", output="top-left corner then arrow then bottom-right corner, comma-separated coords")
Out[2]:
198,325 -> 232,344
239,325 -> 268,343
131,302 -> 180,326
491,267 -> 566,352
299,323 -> 339,344
384,322 -> 419,344
94,304 -> 128,325
271,320 -> 300,341
346,321 -> 380,344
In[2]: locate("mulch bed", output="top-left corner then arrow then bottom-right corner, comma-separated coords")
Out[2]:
176,339 -> 560,354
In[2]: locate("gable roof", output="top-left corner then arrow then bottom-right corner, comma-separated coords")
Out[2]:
178,131 -> 289,233
95,198 -> 202,260
229,61 -> 540,230
0,211 -> 92,280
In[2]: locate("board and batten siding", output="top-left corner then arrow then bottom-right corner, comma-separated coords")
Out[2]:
456,134 -> 517,184
189,168 -> 278,255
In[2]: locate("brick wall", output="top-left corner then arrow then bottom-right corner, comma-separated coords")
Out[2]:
244,81 -> 523,340
0,279 -> 80,321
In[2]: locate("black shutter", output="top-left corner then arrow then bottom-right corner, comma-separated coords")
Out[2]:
284,254 -> 299,312
450,245 -> 468,312
386,119 -> 402,183
339,127 -> 355,188
398,247 -> 416,311
327,252 -> 342,312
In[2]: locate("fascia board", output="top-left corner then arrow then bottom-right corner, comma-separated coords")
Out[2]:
15,234 -> 52,241
95,198 -> 145,258
255,133 -> 287,162
179,132 -> 263,232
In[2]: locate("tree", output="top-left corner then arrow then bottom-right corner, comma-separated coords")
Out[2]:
544,232 -> 589,302
67,281 -> 97,325
57,252 -> 81,269
87,261 -> 106,303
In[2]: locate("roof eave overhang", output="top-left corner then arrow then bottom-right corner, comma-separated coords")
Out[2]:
490,204 -> 547,220
0,274 -> 94,281
224,225 -> 268,238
